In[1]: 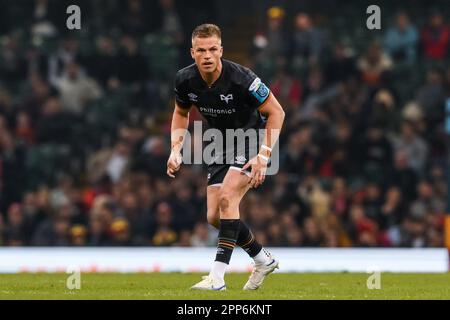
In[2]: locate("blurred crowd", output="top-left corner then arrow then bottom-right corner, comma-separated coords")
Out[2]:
0,0 -> 448,247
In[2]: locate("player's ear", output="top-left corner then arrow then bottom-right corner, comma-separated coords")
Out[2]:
219,46 -> 223,57
190,47 -> 195,59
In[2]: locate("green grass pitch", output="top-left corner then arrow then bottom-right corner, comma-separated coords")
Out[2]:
0,273 -> 449,300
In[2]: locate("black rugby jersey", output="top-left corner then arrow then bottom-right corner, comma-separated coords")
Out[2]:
174,59 -> 271,132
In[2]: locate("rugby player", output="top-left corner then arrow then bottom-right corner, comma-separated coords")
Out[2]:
167,24 -> 285,290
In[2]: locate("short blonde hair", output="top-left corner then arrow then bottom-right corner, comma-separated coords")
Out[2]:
191,23 -> 221,41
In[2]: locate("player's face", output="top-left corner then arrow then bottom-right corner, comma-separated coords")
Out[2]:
191,36 -> 223,74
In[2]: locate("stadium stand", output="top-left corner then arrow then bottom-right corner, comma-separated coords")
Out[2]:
0,0 -> 448,248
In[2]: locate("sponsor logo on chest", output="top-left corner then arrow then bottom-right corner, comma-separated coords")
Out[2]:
197,93 -> 237,117
199,106 -> 236,117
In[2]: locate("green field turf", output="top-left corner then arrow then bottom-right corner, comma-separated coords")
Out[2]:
0,273 -> 449,300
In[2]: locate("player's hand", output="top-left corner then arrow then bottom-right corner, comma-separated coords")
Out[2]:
167,150 -> 182,178
241,155 -> 268,188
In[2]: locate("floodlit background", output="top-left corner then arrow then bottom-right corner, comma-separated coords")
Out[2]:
0,0 -> 448,254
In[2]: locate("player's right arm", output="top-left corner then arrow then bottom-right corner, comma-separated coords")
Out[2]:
167,103 -> 191,178
167,70 -> 193,178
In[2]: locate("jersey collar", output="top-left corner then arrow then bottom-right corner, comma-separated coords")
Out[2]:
195,59 -> 225,89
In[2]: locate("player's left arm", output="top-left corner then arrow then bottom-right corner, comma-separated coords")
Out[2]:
242,93 -> 285,188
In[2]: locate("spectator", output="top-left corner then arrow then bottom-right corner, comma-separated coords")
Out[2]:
120,0 -> 150,37
270,66 -> 302,112
285,226 -> 303,247
325,42 -> 357,85
252,6 -> 288,78
0,36 -> 27,88
330,177 -> 349,218
15,111 -> 35,146
152,202 -> 177,246
303,217 -> 322,246
357,41 -> 393,87
360,123 -> 393,181
329,121 -> 358,177
421,11 -> 450,60
19,76 -> 53,121
30,0 -> 57,40
387,150 -> 418,203
171,183 -> 199,231
53,62 -> 102,115
370,89 -> 399,131
117,35 -> 150,86
119,192 -> 153,245
86,36 -> 119,88
133,136 -> 168,178
35,97 -> 77,144
300,67 -> 338,121
416,67 -> 446,125
191,222 -> 215,247
384,12 -> 419,65
21,191 -> 47,244
347,204 -> 378,247
3,204 -> 26,246
380,186 -> 406,231
363,183 -> 383,221
31,215 -> 71,246
88,215 -> 110,246
70,224 -> 88,246
283,126 -> 320,176
391,121 -> 428,174
409,180 -> 442,220
159,0 -> 184,45
87,139 -> 132,184
108,217 -> 131,246
48,37 -> 82,82
0,131 -> 26,212
290,13 -> 326,69
176,230 -> 192,246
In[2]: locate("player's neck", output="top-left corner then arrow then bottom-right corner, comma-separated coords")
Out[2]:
199,60 -> 222,88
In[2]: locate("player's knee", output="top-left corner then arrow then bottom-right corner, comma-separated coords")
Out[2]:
218,190 -> 234,214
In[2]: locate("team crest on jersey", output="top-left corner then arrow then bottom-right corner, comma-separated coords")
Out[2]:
249,77 -> 270,103
220,94 -> 233,104
188,93 -> 198,102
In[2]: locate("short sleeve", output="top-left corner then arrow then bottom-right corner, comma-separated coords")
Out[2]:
247,77 -> 271,108
174,72 -> 192,109
241,68 -> 271,109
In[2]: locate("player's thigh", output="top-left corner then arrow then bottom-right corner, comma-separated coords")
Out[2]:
206,185 -> 221,227
220,167 -> 251,202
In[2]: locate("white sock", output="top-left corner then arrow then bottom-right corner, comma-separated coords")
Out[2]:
253,248 -> 272,265
210,261 -> 227,281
